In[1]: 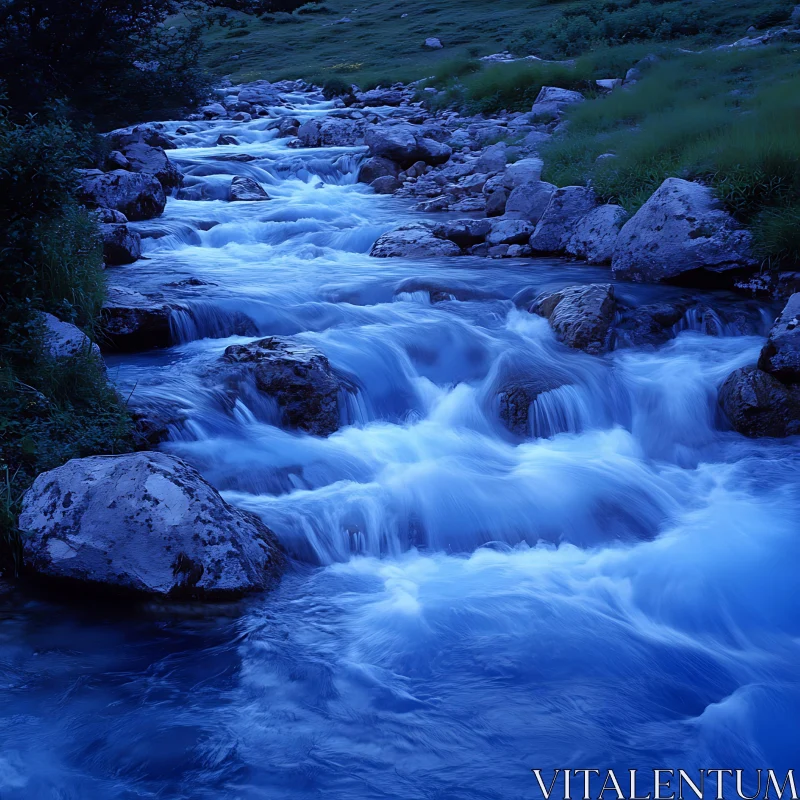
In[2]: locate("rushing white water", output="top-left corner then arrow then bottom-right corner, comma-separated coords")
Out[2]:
1,96 -> 798,799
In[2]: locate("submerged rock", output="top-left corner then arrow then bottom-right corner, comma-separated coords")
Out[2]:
19,452 -> 284,599
718,366 -> 800,438
370,223 -> 462,258
220,337 -> 348,436
757,293 -> 800,383
229,176 -> 270,201
612,178 -> 756,283
498,377 -> 566,438
531,284 -> 616,355
78,170 -> 166,221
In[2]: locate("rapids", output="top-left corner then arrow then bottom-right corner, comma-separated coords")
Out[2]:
1,93 -> 798,799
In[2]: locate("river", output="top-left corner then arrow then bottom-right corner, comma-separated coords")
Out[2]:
1,91 -> 798,799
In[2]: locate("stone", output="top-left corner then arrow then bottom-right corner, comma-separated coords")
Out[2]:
505,157 -> 544,186
371,176 -> 402,194
201,102 -> 227,119
487,219 -> 536,246
118,142 -> 183,190
216,134 -> 239,146
529,186 -> 598,254
100,223 -> 142,265
611,178 -> 756,282
613,301 -> 689,347
504,181 -> 556,223
476,143 -> 507,174
718,366 -> 800,438
100,287 -> 175,351
499,377 -> 565,437
596,79 -> 624,91
107,123 -> 176,151
565,204 -> 628,264
424,37 -> 443,49
19,452 -> 284,599
78,170 -> 166,221
361,88 -> 405,107
414,137 -> 452,166
531,284 -> 616,354
105,150 -> 130,170
370,223 -> 462,258
365,125 -> 419,167
358,156 -> 399,183
530,86 -> 584,119
757,293 -> 800,383
298,117 -> 366,147
486,188 -> 509,217
220,337 -> 347,436
41,313 -> 101,362
433,219 -> 492,248
95,207 -> 128,224
229,176 -> 270,201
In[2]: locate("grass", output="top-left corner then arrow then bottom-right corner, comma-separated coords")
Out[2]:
540,45 -> 800,263
188,0 -> 796,89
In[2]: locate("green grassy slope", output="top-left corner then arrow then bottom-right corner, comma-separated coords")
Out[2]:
194,0 -> 796,89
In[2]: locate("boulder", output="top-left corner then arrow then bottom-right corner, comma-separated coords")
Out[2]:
613,300 -> 689,347
371,176 -> 402,194
529,186 -> 598,254
238,86 -> 279,106
229,176 -> 270,201
216,134 -> 239,146
95,207 -> 128,224
424,37 -> 443,49
365,125 -> 419,166
361,88 -> 405,107
277,117 -> 301,137
486,187 -> 509,217
531,86 -> 584,119
434,219 -> 492,248
358,156 -> 399,183
107,123 -> 176,151
531,284 -> 616,355
504,181 -> 556,223
78,170 -> 166,221
100,287 -> 175,351
19,452 -> 284,599
298,117 -> 366,147
611,178 -> 756,282
41,313 -> 101,362
718,366 -> 800,438
476,142 -> 507,174
100,223 -> 142,266
221,337 -> 346,436
118,142 -> 182,190
201,103 -> 227,119
370,223 -> 462,258
565,204 -> 628,264
415,137 -> 452,166
505,157 -> 544,187
487,219 -> 536,246
105,150 -> 131,170
757,294 -> 800,383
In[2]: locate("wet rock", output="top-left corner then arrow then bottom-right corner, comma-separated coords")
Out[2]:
277,117 -> 301,137
100,287 -> 175,351
41,313 -> 101,362
370,176 -> 403,194
531,284 -> 616,354
529,186 -> 597,254
487,219 -> 536,246
216,134 -> 239,146
612,178 -> 756,283
100,223 -> 142,265
757,293 -> 800,383
19,452 -> 284,599
298,117 -> 366,147
565,204 -> 628,264
433,219 -> 492,248
415,137 -> 452,166
358,156 -> 399,183
498,377 -> 565,437
504,181 -> 556,223
531,86 -> 584,119
201,102 -> 227,119
613,300 -> 689,347
370,223 -> 462,258
365,125 -> 451,168
107,123 -> 176,151
229,176 -> 270,202
486,188 -> 509,217
78,170 -> 166,221
718,366 -> 800,438
221,337 -> 347,436
118,142 -> 182,190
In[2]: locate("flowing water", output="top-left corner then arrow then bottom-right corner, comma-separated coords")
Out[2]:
1,94 -> 799,799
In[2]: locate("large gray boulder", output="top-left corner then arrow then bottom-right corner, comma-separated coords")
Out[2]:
530,86 -> 584,119
364,126 -> 451,168
297,117 -> 366,147
78,170 -> 166,221
370,223 -> 462,258
531,284 -> 616,355
476,142 -> 507,174
487,219 -> 536,246
757,294 -> 800,383
504,181 -> 556,223
230,176 -> 270,201
100,223 -> 142,265
19,452 -> 284,599
41,313 -> 102,362
719,366 -> 800,438
107,123 -> 176,151
358,156 -> 399,183
611,178 -> 756,282
118,142 -> 182,190
529,186 -> 597,254
415,137 -> 452,166
565,204 -> 628,264
100,287 -> 175,351
370,176 -> 402,194
505,158 -> 544,187
434,219 -> 492,248
220,337 -> 347,436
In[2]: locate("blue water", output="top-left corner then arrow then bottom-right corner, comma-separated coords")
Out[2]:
1,93 -> 798,798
